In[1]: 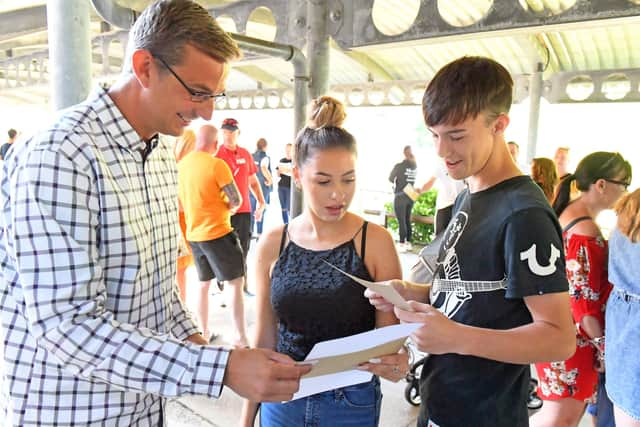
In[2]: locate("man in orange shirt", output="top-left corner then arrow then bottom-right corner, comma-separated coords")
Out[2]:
178,124 -> 248,347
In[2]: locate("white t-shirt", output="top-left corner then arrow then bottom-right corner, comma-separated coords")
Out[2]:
433,165 -> 466,210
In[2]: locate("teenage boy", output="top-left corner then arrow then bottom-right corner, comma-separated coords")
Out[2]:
366,56 -> 575,427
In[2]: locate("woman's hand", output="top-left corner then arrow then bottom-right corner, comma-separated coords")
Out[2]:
357,348 -> 410,383
364,279 -> 428,312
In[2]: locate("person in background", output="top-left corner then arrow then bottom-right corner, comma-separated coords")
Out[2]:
216,117 -> 265,296
366,56 -> 575,427
241,96 -> 408,427
605,188 -> 640,427
532,151 -> 631,427
531,157 -> 559,203
0,1 -> 309,425
555,146 -> 572,181
0,128 -> 17,159
388,145 -> 417,252
508,140 -> 529,172
251,137 -> 273,239
276,143 -> 293,224
418,162 -> 466,235
507,140 -> 520,162
178,125 -> 249,347
174,128 -> 196,302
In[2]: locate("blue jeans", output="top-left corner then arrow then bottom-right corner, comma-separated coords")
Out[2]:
605,289 -> 640,420
250,190 -> 270,235
586,373 -> 615,427
278,185 -> 291,224
260,377 -> 381,427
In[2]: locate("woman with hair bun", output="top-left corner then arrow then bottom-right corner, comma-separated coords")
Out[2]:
240,96 -> 407,426
532,151 -> 631,427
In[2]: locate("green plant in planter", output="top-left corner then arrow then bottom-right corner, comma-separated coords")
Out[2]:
384,189 -> 437,244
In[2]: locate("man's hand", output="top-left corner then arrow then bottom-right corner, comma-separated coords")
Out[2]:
364,279 -> 428,312
394,301 -> 462,355
185,333 -> 208,345
224,348 -> 311,402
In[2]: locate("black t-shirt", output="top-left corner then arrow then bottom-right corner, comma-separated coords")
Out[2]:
419,175 -> 568,427
0,142 -> 12,159
277,157 -> 292,188
389,159 -> 417,194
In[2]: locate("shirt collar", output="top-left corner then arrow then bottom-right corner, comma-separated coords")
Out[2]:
90,85 -> 156,154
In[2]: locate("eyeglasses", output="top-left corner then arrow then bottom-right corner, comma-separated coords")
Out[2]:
154,55 -> 226,103
603,178 -> 630,189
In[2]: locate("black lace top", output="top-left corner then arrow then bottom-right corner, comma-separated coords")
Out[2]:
271,222 -> 376,361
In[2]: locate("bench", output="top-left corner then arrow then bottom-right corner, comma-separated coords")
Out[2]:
363,209 -> 434,228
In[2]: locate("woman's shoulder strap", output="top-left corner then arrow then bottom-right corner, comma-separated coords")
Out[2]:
279,224 -> 289,254
562,216 -> 592,233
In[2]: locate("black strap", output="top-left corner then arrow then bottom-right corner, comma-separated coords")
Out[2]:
562,216 -> 592,233
360,221 -> 369,262
279,224 -> 289,254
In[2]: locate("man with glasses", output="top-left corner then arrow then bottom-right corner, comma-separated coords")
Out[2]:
0,1 -> 309,425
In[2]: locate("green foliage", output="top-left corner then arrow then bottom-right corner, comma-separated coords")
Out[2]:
384,189 -> 437,244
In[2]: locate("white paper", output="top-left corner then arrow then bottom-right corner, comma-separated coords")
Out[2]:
291,323 -> 421,400
322,260 -> 413,311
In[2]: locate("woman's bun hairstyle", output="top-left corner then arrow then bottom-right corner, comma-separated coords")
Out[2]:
307,96 -> 346,130
293,96 -> 356,167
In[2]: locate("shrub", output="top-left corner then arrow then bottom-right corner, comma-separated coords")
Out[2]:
384,189 -> 437,244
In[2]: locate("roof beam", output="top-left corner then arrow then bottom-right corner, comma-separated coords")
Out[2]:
334,0 -> 640,49
330,40 -> 394,81
0,6 -> 47,43
232,65 -> 289,88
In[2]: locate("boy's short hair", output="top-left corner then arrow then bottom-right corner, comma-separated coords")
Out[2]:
8,128 -> 17,139
125,0 -> 240,72
422,56 -> 513,127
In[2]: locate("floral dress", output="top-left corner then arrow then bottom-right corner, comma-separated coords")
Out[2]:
535,233 -> 611,402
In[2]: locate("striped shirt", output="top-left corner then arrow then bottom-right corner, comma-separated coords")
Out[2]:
0,87 -> 229,426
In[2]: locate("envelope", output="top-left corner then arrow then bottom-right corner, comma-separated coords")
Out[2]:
322,260 -> 413,311
291,323 -> 422,400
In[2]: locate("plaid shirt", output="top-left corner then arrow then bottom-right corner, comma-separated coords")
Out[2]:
0,87 -> 229,426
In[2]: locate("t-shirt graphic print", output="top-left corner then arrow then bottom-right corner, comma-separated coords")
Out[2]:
419,175 -> 569,427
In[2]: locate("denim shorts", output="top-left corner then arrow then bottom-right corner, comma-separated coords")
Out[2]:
260,376 -> 382,427
605,289 -> 640,421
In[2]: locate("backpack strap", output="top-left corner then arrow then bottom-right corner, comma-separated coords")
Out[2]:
562,216 -> 592,233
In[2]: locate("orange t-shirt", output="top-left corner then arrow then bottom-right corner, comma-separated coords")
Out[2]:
178,152 -> 234,242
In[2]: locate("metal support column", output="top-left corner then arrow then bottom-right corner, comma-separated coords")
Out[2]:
307,0 -> 330,100
526,63 -> 544,164
229,34 -> 309,219
290,0 -> 331,218
47,0 -> 92,110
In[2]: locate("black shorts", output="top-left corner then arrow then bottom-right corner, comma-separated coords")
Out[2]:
231,212 -> 251,258
189,231 -> 245,282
